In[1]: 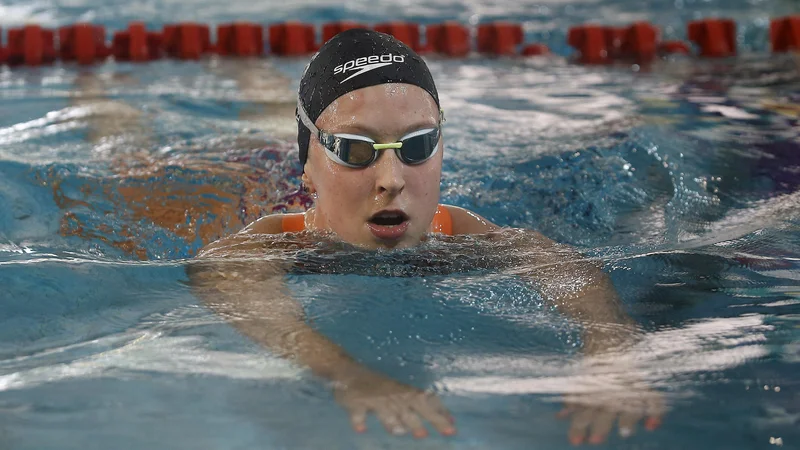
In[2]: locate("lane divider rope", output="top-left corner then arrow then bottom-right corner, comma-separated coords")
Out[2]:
0,16 -> 797,67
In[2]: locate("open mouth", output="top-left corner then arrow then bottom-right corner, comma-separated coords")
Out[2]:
368,210 -> 409,226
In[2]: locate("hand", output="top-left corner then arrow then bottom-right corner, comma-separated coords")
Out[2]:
556,383 -> 664,445
333,369 -> 456,438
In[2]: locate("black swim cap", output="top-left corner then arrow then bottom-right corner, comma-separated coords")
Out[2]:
297,28 -> 440,166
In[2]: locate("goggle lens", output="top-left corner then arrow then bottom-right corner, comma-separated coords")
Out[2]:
346,140 -> 376,166
398,129 -> 439,164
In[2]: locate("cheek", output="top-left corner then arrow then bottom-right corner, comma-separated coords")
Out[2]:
409,160 -> 443,199
315,160 -> 372,208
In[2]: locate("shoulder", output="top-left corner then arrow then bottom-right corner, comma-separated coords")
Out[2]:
440,204 -> 500,235
198,213 -> 303,257
240,213 -> 303,235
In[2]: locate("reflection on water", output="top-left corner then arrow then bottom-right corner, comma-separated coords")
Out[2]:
0,20 -> 799,450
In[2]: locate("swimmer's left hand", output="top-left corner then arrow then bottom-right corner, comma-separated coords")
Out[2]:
556,382 -> 665,446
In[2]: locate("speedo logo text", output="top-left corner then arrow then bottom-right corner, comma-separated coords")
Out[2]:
334,54 -> 406,83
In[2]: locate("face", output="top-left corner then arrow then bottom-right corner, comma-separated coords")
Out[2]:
302,83 -> 443,250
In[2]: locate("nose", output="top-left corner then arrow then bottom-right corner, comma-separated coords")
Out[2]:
374,149 -> 405,197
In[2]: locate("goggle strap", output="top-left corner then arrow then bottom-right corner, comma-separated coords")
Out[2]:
296,100 -> 320,137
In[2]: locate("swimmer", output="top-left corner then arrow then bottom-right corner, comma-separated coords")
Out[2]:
58,62 -> 298,255
190,29 -> 664,444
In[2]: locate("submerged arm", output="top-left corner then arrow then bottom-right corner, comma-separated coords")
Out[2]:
503,230 -> 664,443
506,231 -> 638,355
187,232 -> 455,437
448,204 -> 637,352
447,202 -> 661,444
187,254 -> 367,384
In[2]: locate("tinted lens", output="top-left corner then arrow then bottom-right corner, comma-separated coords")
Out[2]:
325,135 -> 376,167
344,139 -> 375,166
399,129 -> 439,164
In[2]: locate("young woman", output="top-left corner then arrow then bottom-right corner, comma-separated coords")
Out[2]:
190,29 -> 663,445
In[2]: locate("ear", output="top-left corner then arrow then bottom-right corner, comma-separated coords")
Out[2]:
301,171 -> 316,193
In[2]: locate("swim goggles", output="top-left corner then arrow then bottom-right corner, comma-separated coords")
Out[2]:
297,100 -> 444,169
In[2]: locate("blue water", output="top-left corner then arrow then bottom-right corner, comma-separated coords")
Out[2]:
2,0 -> 800,449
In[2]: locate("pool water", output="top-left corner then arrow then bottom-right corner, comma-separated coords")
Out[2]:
1,0 -> 799,449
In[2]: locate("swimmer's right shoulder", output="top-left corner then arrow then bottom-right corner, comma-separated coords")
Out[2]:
241,212 -> 305,235
197,213 -> 306,258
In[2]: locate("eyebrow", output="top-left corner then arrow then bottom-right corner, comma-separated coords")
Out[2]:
331,120 -> 438,139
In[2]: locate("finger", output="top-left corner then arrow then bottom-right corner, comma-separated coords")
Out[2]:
645,394 -> 666,431
568,408 -> 596,446
375,407 -> 407,436
645,416 -> 662,431
348,407 -> 368,433
617,411 -> 644,438
399,408 -> 429,439
425,394 -> 456,424
413,396 -> 457,436
588,410 -> 618,445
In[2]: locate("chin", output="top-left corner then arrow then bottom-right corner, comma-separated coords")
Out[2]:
380,234 -> 425,250
352,235 -> 417,251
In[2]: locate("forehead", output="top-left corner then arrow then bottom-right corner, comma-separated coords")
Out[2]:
316,83 -> 439,133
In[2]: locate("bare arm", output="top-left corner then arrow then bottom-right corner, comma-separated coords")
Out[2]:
188,234 -> 369,384
503,230 -> 637,355
70,72 -> 150,148
506,231 -> 664,442
188,228 -> 456,437
446,205 -> 637,354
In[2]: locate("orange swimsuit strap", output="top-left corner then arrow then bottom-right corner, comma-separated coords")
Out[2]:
280,213 -> 306,233
281,204 -> 453,235
430,204 -> 453,235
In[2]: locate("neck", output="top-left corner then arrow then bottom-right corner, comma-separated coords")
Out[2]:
304,208 -> 318,231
